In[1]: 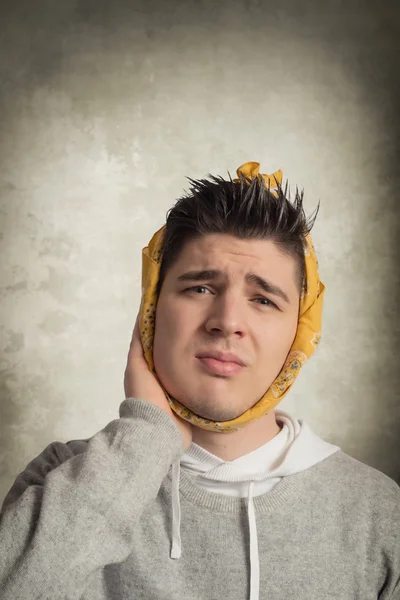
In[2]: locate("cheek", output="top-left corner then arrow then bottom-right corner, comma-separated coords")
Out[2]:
286,313 -> 299,343
264,314 -> 298,356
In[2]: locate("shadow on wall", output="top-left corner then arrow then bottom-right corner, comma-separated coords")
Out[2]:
340,28 -> 400,484
0,357 -> 69,504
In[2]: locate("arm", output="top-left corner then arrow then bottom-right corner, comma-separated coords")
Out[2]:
0,398 -> 184,600
380,577 -> 400,600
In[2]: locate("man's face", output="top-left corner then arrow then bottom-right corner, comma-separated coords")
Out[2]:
153,233 -> 300,421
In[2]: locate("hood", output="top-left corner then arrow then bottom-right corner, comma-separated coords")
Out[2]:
169,408 -> 340,600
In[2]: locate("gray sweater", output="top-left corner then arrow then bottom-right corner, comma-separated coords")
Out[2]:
0,398 -> 399,599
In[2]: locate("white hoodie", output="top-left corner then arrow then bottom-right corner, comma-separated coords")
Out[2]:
170,409 -> 341,600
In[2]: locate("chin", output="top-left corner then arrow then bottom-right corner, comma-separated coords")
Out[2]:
156,372 -> 258,421
178,394 -> 246,422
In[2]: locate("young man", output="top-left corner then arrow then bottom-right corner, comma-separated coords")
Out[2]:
0,163 -> 399,600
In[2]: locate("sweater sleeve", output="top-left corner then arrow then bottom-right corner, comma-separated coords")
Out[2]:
0,398 -> 184,600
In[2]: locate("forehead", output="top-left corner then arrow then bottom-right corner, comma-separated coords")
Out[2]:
175,233 -> 291,269
170,233 -> 299,291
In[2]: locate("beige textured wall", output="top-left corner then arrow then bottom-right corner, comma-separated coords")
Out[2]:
1,0 -> 399,502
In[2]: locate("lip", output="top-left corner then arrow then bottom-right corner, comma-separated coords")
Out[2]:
197,357 -> 244,376
196,351 -> 246,366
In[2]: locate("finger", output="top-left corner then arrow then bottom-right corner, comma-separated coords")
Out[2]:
129,313 -> 143,356
129,314 -> 139,341
134,313 -> 140,334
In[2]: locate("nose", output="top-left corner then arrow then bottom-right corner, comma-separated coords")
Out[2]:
204,294 -> 246,338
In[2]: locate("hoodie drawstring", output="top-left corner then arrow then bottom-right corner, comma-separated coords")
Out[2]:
170,461 -> 182,559
247,481 -> 260,600
170,461 -> 260,600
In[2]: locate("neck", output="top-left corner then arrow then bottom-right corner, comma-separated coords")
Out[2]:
191,410 -> 282,461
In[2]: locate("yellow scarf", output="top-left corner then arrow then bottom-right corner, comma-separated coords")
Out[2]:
139,162 -> 325,433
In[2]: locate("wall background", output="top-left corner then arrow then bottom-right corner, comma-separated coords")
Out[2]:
1,0 -> 399,502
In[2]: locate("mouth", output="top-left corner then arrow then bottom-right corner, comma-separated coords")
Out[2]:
196,357 -> 245,377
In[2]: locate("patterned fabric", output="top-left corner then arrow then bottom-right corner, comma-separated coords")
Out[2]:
139,162 -> 325,433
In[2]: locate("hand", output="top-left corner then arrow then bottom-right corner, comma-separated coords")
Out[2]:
124,313 -> 192,451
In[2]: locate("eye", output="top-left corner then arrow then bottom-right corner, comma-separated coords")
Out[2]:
254,297 -> 277,309
185,285 -> 211,294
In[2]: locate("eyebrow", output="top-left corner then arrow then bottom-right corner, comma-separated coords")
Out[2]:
176,269 -> 291,304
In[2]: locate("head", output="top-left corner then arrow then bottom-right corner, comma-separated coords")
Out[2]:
152,173 -> 318,422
